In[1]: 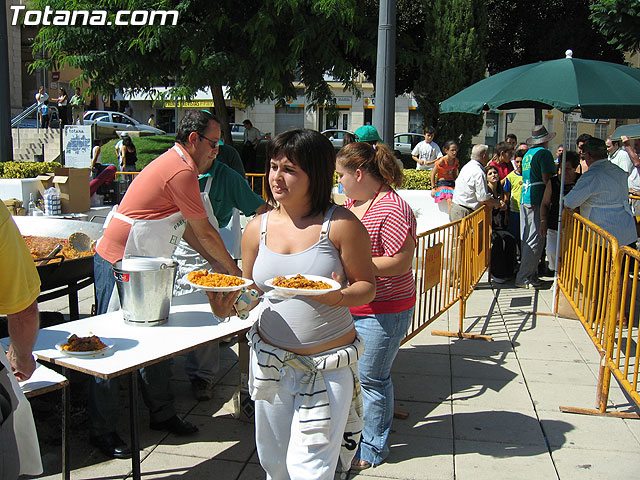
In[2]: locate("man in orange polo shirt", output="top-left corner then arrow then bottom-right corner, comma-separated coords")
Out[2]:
90,110 -> 241,458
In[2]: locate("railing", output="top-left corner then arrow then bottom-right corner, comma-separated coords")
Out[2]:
405,206 -> 492,344
554,210 -> 619,352
11,102 -> 39,128
246,173 -> 267,200
405,218 -> 463,343
556,210 -> 640,418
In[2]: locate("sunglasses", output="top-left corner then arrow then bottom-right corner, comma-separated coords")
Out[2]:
198,134 -> 219,149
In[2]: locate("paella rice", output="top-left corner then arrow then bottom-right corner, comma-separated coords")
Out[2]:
187,270 -> 245,287
61,334 -> 107,352
271,274 -> 331,290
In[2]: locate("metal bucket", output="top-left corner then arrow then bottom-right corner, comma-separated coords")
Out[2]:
113,257 -> 178,326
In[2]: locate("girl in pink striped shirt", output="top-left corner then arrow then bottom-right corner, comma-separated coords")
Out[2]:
336,142 -> 417,470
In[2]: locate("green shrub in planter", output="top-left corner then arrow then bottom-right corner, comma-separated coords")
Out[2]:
0,161 -> 63,179
333,169 -> 432,190
400,169 -> 432,190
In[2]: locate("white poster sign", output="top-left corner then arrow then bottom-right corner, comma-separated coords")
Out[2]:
63,125 -> 92,168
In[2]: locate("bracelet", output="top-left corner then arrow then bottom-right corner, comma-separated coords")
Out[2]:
328,291 -> 343,307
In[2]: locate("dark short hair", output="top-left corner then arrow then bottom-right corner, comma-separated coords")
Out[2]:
243,119 -> 252,127
495,140 -> 514,155
514,148 -> 527,159
423,126 -> 435,135
576,133 -> 592,146
265,129 -> 335,217
506,133 -> 517,143
175,110 -> 219,144
564,150 -> 580,168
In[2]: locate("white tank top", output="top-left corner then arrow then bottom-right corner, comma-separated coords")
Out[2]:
253,206 -> 354,349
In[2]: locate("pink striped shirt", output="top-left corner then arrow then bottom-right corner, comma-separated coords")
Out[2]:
345,189 -> 417,315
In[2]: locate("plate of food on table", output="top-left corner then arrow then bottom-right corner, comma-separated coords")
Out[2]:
55,334 -> 113,356
186,269 -> 254,292
264,274 -> 341,296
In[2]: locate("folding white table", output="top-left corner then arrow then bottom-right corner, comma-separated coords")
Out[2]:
30,291 -> 255,480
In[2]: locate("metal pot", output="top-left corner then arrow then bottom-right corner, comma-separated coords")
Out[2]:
112,257 -> 178,326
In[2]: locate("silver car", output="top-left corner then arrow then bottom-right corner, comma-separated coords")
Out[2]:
321,129 -> 354,149
393,132 -> 424,156
83,110 -> 165,135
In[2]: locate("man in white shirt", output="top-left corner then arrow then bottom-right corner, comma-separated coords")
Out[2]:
412,126 -> 442,171
606,136 -> 633,175
449,144 -> 501,222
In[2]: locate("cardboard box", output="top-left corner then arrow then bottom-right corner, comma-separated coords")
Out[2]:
53,167 -> 91,213
36,173 -> 55,195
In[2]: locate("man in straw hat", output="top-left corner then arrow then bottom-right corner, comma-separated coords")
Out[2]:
515,125 -> 557,289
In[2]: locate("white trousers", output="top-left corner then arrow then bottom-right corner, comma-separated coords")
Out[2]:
253,353 -> 354,480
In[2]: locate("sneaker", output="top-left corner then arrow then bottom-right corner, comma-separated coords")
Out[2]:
515,281 -> 544,290
191,377 -> 214,401
492,276 -> 507,284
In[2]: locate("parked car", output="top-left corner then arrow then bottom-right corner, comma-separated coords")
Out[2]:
230,123 -> 271,143
393,132 -> 424,156
321,129 -> 354,149
82,110 -> 165,135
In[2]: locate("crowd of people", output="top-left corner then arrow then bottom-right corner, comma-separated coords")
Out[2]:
437,124 -> 639,286
4,112 -> 639,480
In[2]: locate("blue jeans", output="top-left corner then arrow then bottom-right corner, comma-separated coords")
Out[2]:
89,253 -> 175,436
353,307 -> 413,466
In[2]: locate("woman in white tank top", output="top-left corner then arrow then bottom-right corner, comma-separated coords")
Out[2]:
209,129 -> 375,479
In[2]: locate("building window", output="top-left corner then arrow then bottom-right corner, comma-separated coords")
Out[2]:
409,110 -> 423,133
364,108 -> 373,125
567,121 -> 578,150
594,123 -> 608,140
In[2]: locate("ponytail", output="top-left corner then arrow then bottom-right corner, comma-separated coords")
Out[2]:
337,142 -> 404,188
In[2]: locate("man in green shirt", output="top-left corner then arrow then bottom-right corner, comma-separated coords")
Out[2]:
69,87 -> 86,124
515,125 -> 557,289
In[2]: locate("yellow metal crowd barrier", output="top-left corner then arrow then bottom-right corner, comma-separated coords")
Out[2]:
246,173 -> 267,200
554,210 -> 619,352
556,210 -> 639,417
407,206 -> 492,344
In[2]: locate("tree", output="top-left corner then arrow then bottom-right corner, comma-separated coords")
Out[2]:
347,1 -> 488,159
29,0 -> 364,143
485,0 -> 624,75
591,0 -> 640,53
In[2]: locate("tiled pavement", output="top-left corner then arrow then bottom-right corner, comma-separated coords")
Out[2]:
26,275 -> 640,479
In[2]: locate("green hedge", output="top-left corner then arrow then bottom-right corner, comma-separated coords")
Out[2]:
0,161 -> 63,179
401,169 -> 432,190
333,169 -> 432,190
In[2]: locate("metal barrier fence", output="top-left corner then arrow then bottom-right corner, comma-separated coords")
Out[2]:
554,210 -> 619,352
405,218 -> 463,343
556,210 -> 639,417
407,206 -> 492,344
246,173 -> 267,200
599,246 -> 640,414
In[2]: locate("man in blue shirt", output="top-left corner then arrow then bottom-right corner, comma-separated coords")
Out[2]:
564,137 -> 637,248
515,126 -> 557,289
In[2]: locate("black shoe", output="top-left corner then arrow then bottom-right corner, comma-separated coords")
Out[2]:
90,432 -> 132,459
191,377 -> 214,401
150,415 -> 198,435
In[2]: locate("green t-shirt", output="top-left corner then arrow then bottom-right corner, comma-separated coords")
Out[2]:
520,147 -> 555,206
199,160 -> 264,228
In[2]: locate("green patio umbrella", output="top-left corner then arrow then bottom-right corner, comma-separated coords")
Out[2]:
439,50 -> 640,119
440,50 -> 640,311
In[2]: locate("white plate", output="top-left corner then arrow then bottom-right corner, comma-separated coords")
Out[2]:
55,337 -> 113,357
264,274 -> 341,296
185,275 -> 254,292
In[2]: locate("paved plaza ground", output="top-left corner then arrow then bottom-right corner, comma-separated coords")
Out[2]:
25,276 -> 640,480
